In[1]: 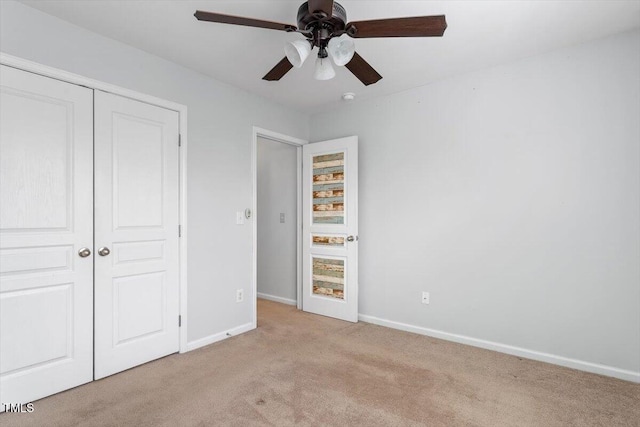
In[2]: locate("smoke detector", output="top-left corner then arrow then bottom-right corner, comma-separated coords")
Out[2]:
342,92 -> 356,101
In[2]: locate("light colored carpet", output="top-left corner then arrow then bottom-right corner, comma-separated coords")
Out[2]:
2,299 -> 639,426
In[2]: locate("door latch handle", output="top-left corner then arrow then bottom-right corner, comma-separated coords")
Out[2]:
78,247 -> 91,258
346,235 -> 358,242
98,247 -> 111,256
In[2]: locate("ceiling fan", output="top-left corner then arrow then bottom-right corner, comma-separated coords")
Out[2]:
194,0 -> 447,86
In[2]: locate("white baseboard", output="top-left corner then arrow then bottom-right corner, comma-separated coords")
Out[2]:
358,314 -> 640,383
185,322 -> 254,352
257,292 -> 297,306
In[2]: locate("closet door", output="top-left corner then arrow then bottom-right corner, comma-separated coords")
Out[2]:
0,65 -> 94,405
94,91 -> 180,379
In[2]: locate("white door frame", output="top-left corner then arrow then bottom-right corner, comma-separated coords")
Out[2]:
0,53 -> 190,354
252,127 -> 307,326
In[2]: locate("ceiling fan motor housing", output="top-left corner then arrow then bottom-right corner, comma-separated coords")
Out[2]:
297,1 -> 347,45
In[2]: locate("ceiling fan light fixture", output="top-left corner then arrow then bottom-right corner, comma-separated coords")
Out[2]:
314,56 -> 336,80
285,40 -> 312,68
327,34 -> 355,66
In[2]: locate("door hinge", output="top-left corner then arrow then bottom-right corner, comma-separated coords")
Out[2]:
178,315 -> 182,327
178,225 -> 182,237
178,134 -> 182,147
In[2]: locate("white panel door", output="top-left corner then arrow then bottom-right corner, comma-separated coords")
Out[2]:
0,65 -> 94,405
94,91 -> 180,379
302,136 -> 358,322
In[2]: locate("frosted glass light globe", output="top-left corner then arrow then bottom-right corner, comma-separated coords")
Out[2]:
314,57 -> 336,80
328,34 -> 355,66
285,40 -> 311,68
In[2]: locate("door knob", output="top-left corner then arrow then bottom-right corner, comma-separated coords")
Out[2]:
98,247 -> 111,256
78,247 -> 91,258
346,235 -> 358,242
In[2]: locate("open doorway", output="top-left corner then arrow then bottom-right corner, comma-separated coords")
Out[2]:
257,136 -> 298,304
252,128 -> 306,326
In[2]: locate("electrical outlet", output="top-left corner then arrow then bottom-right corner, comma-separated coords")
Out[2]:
236,289 -> 244,303
422,291 -> 430,305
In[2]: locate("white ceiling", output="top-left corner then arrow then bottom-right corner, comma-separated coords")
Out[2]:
18,1 -> 640,113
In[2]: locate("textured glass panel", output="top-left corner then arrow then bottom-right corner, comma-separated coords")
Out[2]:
312,152 -> 344,224
312,235 -> 345,247
312,257 -> 344,299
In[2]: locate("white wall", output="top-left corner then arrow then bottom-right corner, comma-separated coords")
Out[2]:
0,0 -> 309,345
310,30 -> 640,379
257,137 -> 298,304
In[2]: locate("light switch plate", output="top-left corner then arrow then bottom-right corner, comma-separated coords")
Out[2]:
422,292 -> 430,304
236,212 -> 244,225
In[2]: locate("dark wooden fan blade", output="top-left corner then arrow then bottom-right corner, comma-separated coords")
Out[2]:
346,15 -> 447,38
194,10 -> 296,32
308,0 -> 334,15
263,57 -> 294,81
345,52 -> 382,86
